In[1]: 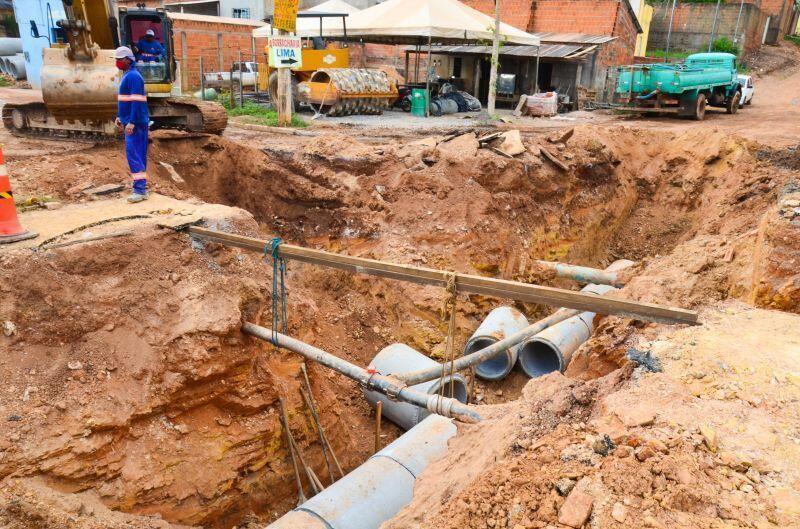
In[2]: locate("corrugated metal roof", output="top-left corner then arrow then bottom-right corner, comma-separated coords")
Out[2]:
405,43 -> 598,59
533,32 -> 616,45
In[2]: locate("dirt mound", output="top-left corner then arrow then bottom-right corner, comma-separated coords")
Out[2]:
384,304 -> 800,529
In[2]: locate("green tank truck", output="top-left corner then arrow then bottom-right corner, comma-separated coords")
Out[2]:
614,52 -> 743,120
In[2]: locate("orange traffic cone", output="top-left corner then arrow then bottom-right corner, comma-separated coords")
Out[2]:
0,146 -> 37,244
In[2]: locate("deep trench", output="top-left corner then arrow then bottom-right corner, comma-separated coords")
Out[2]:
141,129 -> 707,526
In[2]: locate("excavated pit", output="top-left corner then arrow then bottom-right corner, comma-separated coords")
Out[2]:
2,123 -> 798,529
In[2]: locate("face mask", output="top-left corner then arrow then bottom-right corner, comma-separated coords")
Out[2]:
115,59 -> 129,70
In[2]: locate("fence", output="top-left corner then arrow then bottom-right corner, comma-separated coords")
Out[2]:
177,48 -> 272,108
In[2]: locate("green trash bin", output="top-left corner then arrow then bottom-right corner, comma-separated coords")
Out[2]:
410,88 -> 429,117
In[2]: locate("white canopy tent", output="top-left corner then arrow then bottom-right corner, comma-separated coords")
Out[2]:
252,0 -> 360,38
293,0 -> 540,46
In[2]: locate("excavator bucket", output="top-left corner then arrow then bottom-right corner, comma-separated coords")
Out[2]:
297,68 -> 398,116
40,47 -> 119,122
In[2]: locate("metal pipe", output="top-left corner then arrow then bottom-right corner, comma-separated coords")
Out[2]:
363,344 -> 468,430
733,0 -> 746,45
374,401 -> 382,452
397,308 -> 580,386
708,0 -> 722,52
299,385 -> 336,484
242,323 -> 481,424
664,0 -> 678,63
464,307 -> 530,381
200,55 -> 205,101
278,397 -> 307,505
267,415 -> 456,529
535,259 -> 633,287
517,283 -> 617,378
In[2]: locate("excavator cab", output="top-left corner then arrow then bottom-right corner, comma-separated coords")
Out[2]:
118,8 -> 175,96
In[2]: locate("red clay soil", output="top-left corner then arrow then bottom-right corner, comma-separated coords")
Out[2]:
1,103 -> 799,529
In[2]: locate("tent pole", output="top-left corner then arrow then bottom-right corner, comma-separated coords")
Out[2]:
425,34 -> 432,117
534,46 -> 540,93
415,42 -> 420,83
405,50 -> 410,83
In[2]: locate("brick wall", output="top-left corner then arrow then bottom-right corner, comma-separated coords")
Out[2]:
529,0 -> 622,34
459,0 -> 535,33
169,13 -> 267,89
648,1 -> 768,55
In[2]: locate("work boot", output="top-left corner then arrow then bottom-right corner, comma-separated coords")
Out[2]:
126,192 -> 148,204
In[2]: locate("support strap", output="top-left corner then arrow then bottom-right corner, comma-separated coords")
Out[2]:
264,237 -> 288,346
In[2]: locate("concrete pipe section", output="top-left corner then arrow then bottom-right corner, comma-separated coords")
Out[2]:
7,54 -> 26,80
463,306 -> 530,381
364,343 -> 468,431
0,38 -> 22,57
517,284 -> 616,377
267,414 -> 457,529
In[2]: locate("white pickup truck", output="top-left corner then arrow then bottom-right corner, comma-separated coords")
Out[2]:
203,62 -> 259,89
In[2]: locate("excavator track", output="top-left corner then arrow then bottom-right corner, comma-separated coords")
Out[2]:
2,102 -> 117,142
2,98 -> 228,141
161,97 -> 228,135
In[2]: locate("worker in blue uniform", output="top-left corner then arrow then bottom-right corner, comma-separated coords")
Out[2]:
114,46 -> 150,203
135,29 -> 165,63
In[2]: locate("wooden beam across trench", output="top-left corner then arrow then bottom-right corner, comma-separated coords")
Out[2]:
188,227 -> 699,326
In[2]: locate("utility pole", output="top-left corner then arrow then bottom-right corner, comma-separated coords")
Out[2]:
277,30 -> 293,126
487,0 -> 501,116
708,0 -> 722,52
664,0 -> 678,63
272,0 -> 300,127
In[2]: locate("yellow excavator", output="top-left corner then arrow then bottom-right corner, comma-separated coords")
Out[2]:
2,0 -> 226,140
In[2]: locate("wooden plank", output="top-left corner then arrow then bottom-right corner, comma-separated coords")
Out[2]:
539,146 -> 570,172
188,227 -> 698,325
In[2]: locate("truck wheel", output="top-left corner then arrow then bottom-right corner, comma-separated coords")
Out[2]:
693,93 -> 707,121
726,91 -> 740,114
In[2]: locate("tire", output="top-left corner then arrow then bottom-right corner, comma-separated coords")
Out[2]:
268,71 -> 298,112
726,91 -> 740,114
692,93 -> 707,121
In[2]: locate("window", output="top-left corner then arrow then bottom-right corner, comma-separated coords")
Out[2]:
232,8 -> 250,18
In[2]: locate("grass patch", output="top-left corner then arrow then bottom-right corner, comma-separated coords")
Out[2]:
221,96 -> 307,128
0,75 -> 13,87
647,49 -> 693,60
785,34 -> 800,47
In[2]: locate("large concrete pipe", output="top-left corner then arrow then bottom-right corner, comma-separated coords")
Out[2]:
0,57 -> 10,76
267,414 -> 457,529
463,306 -> 530,381
517,284 -> 616,377
7,54 -> 26,80
0,38 -> 22,57
364,344 -> 468,431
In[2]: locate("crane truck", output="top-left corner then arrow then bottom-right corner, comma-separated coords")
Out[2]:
614,52 -> 743,120
2,1 -> 227,140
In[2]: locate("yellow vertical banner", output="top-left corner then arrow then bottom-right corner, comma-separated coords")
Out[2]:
273,0 -> 300,33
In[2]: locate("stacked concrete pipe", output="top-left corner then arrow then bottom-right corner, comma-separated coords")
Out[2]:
267,414 -> 456,529
0,39 -> 24,80
363,344 -> 469,430
463,306 -> 530,381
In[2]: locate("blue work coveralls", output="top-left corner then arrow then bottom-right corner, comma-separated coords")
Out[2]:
135,38 -> 165,62
118,66 -> 150,195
